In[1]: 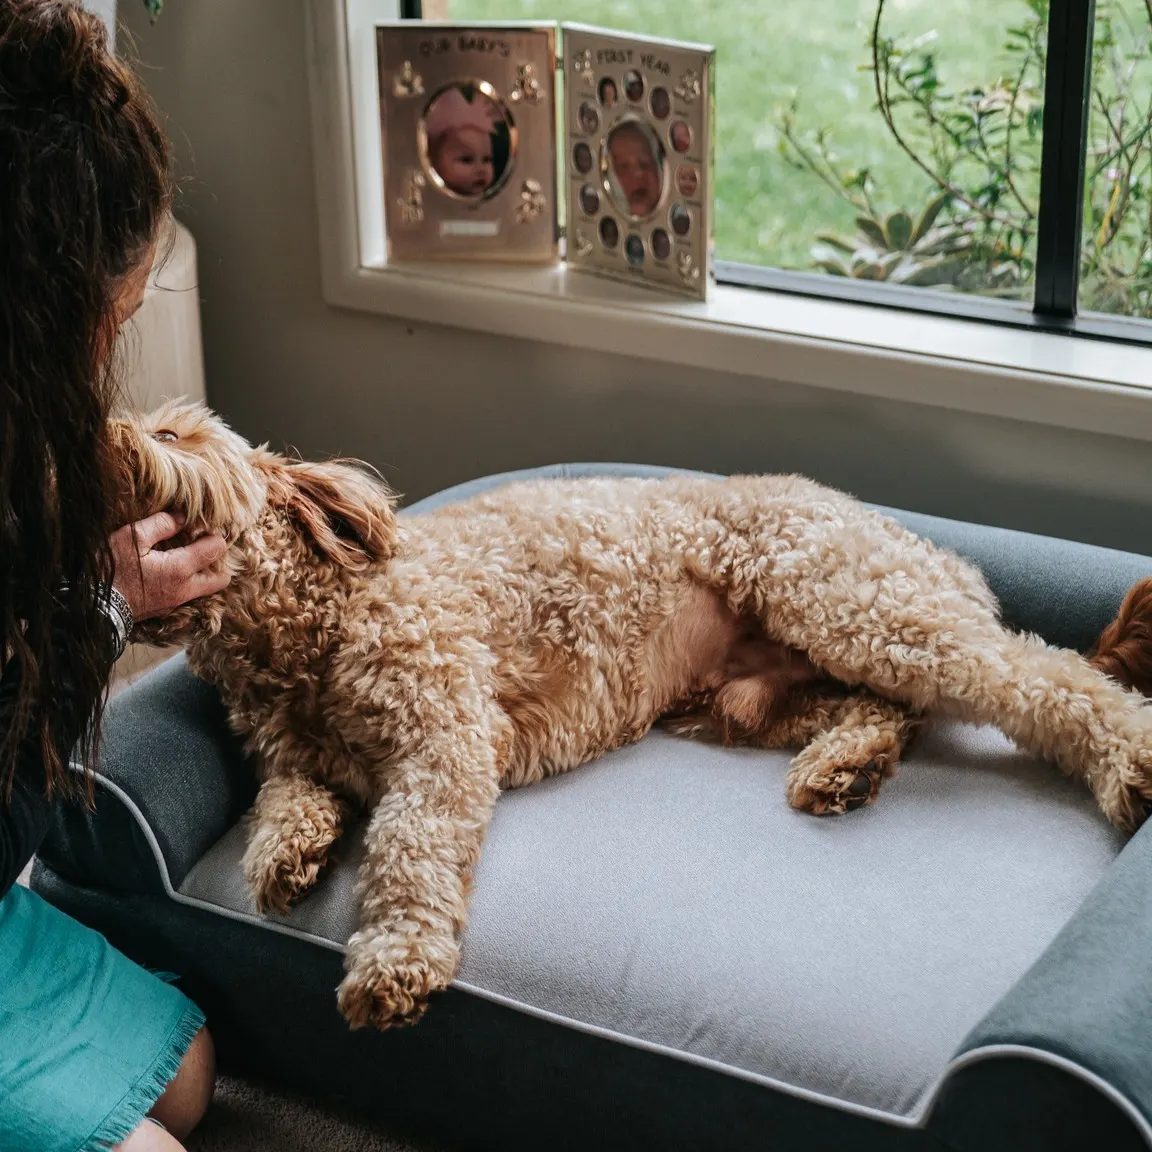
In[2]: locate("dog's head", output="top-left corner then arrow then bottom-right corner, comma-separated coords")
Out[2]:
109,401 -> 267,546
109,401 -> 398,640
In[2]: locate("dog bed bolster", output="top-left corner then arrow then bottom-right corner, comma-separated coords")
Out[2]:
39,658 -> 257,894
925,819 -> 1152,1150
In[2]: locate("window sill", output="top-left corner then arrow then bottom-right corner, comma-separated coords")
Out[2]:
325,258 -> 1152,442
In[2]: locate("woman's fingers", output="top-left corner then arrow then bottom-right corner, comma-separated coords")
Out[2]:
109,515 -> 231,621
180,561 -> 231,603
130,509 -> 187,552
168,531 -> 228,576
159,537 -> 230,604
132,536 -> 230,620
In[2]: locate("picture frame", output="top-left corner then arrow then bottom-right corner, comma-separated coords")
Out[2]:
376,22 -> 715,300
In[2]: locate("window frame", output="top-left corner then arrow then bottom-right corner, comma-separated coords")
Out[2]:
305,0 -> 1152,444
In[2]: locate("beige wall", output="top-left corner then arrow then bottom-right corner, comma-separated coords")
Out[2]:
119,0 -> 1152,554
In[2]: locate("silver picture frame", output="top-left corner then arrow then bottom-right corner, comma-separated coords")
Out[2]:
376,21 -> 714,300
377,22 -> 559,263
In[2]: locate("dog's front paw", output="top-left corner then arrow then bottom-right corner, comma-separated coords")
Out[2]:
243,819 -> 340,916
337,941 -> 457,1030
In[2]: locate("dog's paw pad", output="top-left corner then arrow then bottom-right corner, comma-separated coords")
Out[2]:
842,768 -> 876,809
788,761 -> 884,817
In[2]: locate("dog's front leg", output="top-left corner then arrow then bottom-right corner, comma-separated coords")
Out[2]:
243,772 -> 352,915
336,717 -> 502,1030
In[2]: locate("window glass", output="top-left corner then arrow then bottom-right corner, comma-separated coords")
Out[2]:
1081,0 -> 1152,319
429,0 -> 1047,301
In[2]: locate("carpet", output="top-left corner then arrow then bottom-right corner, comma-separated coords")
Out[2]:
187,1076 -> 431,1152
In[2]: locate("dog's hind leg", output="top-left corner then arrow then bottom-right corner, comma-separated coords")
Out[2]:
242,772 -> 351,915
781,691 -> 920,816
336,701 -> 505,1031
744,566 -> 1152,831
938,630 -> 1152,832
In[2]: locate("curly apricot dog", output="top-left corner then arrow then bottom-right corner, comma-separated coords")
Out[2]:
110,402 -> 1152,1030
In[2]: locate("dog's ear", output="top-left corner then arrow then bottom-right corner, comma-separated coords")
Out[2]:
285,460 -> 398,570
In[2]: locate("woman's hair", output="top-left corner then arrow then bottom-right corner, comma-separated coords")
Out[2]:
0,1 -> 171,798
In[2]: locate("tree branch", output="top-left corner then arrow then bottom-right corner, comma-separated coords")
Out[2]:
869,0 -> 1022,228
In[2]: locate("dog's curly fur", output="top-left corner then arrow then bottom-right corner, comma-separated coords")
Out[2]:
110,402 -> 1152,1030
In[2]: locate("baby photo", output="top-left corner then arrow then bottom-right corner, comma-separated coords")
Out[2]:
605,119 -> 665,219
670,119 -> 692,154
424,83 -> 511,199
378,25 -> 559,265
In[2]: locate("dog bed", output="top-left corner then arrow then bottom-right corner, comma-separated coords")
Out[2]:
32,464 -> 1152,1151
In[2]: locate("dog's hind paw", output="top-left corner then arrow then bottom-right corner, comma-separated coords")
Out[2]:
337,947 -> 456,1030
1092,726 -> 1152,834
785,716 -> 905,817
787,760 -> 886,817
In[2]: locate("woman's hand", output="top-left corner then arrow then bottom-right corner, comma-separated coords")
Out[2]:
109,511 -> 230,621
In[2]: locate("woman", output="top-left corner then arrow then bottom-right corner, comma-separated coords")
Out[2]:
1,3 -> 228,1149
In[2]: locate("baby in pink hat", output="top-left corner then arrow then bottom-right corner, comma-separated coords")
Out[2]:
426,86 -> 501,197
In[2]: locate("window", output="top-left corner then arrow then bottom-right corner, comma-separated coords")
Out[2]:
1081,0 -> 1152,319
402,0 -> 1152,341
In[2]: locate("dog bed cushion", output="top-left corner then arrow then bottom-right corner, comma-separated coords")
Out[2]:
177,719 -> 1123,1122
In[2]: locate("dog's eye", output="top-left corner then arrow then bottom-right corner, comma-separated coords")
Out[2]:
151,430 -> 179,443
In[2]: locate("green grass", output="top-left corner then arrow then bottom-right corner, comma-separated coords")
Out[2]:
439,0 -> 1020,268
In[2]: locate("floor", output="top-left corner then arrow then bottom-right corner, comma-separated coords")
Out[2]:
187,1077 -> 429,1152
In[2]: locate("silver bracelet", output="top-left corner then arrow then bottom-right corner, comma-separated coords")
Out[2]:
106,585 -> 134,635
56,581 -> 135,658
96,587 -> 133,659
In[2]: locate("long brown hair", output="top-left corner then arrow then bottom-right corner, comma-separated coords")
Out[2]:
0,0 -> 171,797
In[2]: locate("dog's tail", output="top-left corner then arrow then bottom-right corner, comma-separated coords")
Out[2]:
1089,576 -> 1152,697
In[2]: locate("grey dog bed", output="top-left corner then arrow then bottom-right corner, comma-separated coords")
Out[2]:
32,464 -> 1152,1151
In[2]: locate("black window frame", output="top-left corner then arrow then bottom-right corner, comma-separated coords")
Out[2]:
401,0 -> 1152,346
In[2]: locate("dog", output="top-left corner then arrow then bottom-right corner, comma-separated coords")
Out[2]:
109,402 -> 1152,1030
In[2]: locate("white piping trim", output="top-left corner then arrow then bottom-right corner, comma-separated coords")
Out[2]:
68,764 -> 1152,1143
72,766 -> 351,955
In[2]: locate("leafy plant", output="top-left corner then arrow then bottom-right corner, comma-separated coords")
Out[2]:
809,196 -> 1025,291
778,0 -> 1152,315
